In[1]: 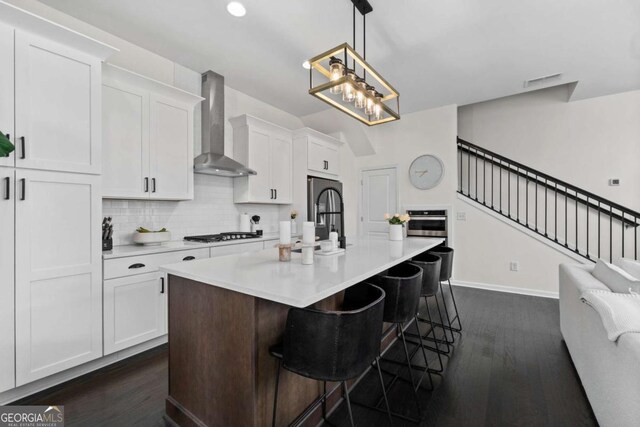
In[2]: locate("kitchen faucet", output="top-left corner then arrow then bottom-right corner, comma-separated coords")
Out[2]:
315,186 -> 346,249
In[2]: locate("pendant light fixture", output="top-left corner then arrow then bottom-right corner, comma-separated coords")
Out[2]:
307,0 -> 400,126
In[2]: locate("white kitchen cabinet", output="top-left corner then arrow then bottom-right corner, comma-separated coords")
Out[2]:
102,81 -> 150,199
14,170 -> 102,386
149,94 -> 194,199
103,272 -> 166,355
304,134 -> 341,177
231,115 -> 292,204
102,64 -> 201,201
0,23 -> 14,169
14,30 -> 102,174
0,167 -> 14,393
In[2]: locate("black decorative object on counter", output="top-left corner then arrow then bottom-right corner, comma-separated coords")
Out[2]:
102,216 -> 113,251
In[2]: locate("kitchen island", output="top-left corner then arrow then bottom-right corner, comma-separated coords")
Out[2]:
160,236 -> 443,426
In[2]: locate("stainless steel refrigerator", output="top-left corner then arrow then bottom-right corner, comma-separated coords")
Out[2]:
307,176 -> 343,241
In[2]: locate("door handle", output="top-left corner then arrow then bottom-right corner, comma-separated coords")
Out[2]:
19,178 -> 25,201
128,263 -> 145,269
160,277 -> 165,294
3,177 -> 9,200
20,137 -> 25,159
144,177 -> 149,192
152,178 -> 156,193
183,256 -> 195,261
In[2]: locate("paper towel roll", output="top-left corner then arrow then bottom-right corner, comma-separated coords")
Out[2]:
279,221 -> 291,244
240,213 -> 251,232
302,222 -> 315,244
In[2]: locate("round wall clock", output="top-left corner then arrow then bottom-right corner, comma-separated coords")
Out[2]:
409,155 -> 444,190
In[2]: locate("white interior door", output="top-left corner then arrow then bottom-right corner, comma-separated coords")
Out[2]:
102,82 -> 150,199
149,95 -> 193,200
0,23 -> 14,168
14,30 -> 101,174
361,167 -> 398,235
0,167 -> 15,392
15,169 -> 102,385
270,135 -> 292,203
103,272 -> 166,355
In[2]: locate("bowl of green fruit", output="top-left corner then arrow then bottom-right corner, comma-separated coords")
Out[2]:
133,227 -> 171,245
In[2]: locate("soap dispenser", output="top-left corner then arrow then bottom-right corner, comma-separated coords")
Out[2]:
329,226 -> 339,250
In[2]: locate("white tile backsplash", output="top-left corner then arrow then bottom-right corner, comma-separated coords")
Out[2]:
103,174 -> 285,246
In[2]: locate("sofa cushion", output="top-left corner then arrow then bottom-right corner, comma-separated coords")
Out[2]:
593,259 -> 640,294
616,258 -> 640,281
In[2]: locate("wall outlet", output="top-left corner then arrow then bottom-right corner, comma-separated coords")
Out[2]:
456,212 -> 466,221
609,178 -> 620,186
509,261 -> 520,272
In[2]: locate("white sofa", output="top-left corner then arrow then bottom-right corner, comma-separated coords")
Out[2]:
559,263 -> 640,427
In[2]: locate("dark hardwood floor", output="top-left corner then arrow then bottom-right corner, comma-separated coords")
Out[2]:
13,287 -> 597,427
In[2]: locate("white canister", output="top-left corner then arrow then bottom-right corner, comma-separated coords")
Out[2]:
329,229 -> 339,250
279,221 -> 291,244
389,224 -> 403,241
302,246 -> 314,265
302,221 -> 315,244
240,213 -> 251,232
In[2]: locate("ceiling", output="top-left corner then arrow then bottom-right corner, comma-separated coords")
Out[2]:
39,0 -> 640,117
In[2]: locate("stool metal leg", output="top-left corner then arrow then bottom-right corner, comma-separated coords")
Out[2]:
413,316 -> 434,390
424,300 -> 444,372
438,282 -> 456,343
375,357 -> 394,426
342,381 -> 355,427
272,361 -> 281,427
322,381 -> 328,422
400,328 -> 422,418
447,279 -> 463,331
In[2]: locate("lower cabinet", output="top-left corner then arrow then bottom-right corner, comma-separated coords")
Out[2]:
103,272 -> 166,355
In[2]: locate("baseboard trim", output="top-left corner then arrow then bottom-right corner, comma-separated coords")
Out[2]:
451,279 -> 559,299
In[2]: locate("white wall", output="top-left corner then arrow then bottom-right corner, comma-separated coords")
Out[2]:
353,104 -> 458,233
7,0 -> 304,245
459,85 -> 640,211
455,86 -> 640,295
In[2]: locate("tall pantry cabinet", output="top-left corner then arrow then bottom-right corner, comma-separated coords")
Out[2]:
0,4 -> 116,391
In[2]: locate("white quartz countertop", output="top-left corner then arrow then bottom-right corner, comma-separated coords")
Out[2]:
103,233 -> 287,260
160,236 -> 444,308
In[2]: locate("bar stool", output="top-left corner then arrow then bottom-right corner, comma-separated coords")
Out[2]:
406,252 -> 449,371
369,262 -> 432,422
428,247 -> 462,338
269,283 -> 393,427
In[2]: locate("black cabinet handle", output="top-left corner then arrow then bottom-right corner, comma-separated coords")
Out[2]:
152,178 -> 156,193
160,277 -> 165,294
274,189 -> 277,199
270,189 -> 273,199
183,256 -> 195,261
3,177 -> 9,200
144,177 -> 149,192
19,178 -> 25,201
128,263 -> 145,269
20,137 -> 25,159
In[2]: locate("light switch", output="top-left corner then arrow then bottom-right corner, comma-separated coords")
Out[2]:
456,212 -> 466,221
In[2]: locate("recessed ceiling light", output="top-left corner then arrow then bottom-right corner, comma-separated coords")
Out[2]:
227,2 -> 246,17
302,61 -> 311,70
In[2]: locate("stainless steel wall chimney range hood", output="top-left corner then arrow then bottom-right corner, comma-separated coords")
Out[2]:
194,70 -> 256,177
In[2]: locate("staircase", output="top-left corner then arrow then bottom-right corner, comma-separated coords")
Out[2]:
457,138 -> 640,263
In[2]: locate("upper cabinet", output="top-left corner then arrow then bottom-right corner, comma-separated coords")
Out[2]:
231,115 -> 292,204
101,64 -> 202,200
0,5 -> 116,174
14,31 -> 102,174
293,128 -> 342,178
0,22 -> 14,169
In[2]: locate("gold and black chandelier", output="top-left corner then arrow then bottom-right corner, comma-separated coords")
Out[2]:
308,0 -> 400,126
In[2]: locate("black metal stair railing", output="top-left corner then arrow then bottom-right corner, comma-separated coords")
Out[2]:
457,137 -> 640,262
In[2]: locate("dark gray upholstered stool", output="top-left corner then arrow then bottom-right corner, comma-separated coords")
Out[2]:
427,246 -> 462,340
369,262 -> 432,422
269,283 -> 392,427
407,252 -> 450,370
